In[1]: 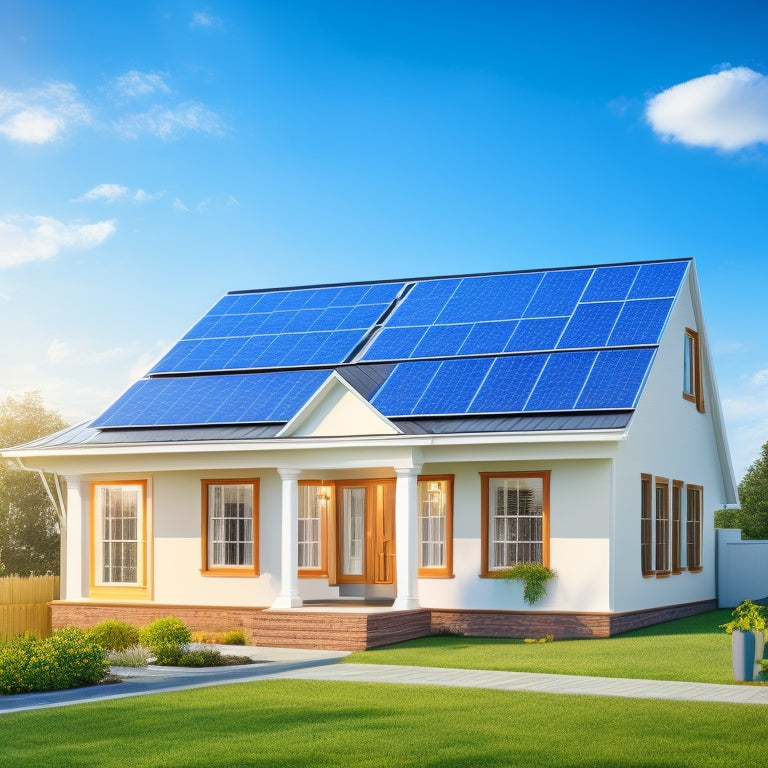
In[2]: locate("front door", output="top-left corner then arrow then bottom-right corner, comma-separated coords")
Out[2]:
337,480 -> 395,584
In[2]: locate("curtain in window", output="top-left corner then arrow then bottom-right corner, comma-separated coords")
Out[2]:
418,480 -> 446,569
341,487 -> 365,575
208,484 -> 253,567
298,486 -> 323,569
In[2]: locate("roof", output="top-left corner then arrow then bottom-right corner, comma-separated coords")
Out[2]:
87,258 -> 689,438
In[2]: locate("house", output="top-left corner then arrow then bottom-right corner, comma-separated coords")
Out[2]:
3,258 -> 738,649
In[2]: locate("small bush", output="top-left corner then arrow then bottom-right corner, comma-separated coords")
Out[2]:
87,620 -> 140,651
223,630 -> 247,645
0,627 -> 108,695
106,645 -> 152,668
139,617 -> 192,655
153,645 -> 255,668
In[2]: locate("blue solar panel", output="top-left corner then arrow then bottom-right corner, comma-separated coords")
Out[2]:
505,318 -> 567,352
523,269 -> 591,317
93,371 -> 330,427
412,325 -> 473,358
524,352 -> 597,411
369,361 -> 442,415
458,321 -> 518,355
435,272 -> 544,324
628,261 -> 688,299
576,348 -> 655,409
581,265 -> 639,302
608,299 -> 673,346
469,354 -> 548,412
412,358 -> 493,414
111,261 -> 690,428
557,302 -> 623,348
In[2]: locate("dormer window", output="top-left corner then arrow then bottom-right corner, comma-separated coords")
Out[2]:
683,328 -> 704,412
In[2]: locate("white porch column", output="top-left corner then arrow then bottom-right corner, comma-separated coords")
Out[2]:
63,476 -> 86,601
393,465 -> 422,610
271,468 -> 303,609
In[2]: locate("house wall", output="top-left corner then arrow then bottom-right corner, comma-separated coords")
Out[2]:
611,272 -> 728,612
61,450 -> 614,613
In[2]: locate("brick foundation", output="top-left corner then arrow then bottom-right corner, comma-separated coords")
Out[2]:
50,598 -> 718,650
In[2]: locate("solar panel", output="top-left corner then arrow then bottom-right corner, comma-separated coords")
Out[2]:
96,260 -> 690,429
151,281 -> 406,374
92,370 -> 330,428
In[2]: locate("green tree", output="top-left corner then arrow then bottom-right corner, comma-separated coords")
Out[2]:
0,392 -> 67,576
736,440 -> 768,540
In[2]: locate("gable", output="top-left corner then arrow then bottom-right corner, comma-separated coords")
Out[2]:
280,374 -> 399,437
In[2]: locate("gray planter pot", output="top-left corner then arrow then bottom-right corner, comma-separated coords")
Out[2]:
731,629 -> 766,681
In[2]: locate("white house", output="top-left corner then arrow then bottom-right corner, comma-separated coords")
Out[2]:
3,258 -> 738,648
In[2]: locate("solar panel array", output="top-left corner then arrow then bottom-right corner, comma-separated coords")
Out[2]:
91,260 -> 689,429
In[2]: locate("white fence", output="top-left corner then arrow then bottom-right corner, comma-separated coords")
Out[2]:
716,528 -> 768,608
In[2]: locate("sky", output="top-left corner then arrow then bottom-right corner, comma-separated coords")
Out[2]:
0,0 -> 767,480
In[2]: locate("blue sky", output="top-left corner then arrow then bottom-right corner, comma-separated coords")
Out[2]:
1,1 -> 767,479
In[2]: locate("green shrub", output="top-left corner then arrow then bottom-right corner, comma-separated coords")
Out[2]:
87,620 -> 141,651
105,645 -> 152,668
0,627 -> 108,695
139,617 -> 192,655
493,562 -> 557,605
223,629 -> 247,645
153,645 -> 255,667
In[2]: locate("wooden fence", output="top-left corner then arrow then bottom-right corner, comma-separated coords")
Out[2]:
0,574 -> 60,643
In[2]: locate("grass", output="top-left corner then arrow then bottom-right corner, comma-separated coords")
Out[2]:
1,679 -> 768,767
346,610 -> 743,684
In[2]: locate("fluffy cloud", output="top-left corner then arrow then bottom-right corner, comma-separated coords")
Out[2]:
112,70 -> 171,99
115,101 -> 224,140
73,184 -> 164,203
0,214 -> 116,268
0,82 -> 90,143
646,66 -> 768,150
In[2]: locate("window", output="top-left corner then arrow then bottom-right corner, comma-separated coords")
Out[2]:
655,478 -> 670,574
91,480 -> 148,598
201,480 -> 259,575
683,329 -> 705,412
417,475 -> 454,578
671,480 -> 684,573
298,482 -> 331,576
481,472 -> 549,575
641,474 -> 653,575
686,485 -> 703,571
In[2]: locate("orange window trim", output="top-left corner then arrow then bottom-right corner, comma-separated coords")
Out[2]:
683,328 -> 705,413
641,473 -> 653,577
201,479 -> 260,577
480,471 -> 551,577
90,479 -> 150,600
297,480 -> 333,578
417,474 -> 455,579
671,480 -> 684,573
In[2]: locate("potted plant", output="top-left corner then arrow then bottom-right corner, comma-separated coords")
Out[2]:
720,600 -> 766,681
493,562 -> 557,606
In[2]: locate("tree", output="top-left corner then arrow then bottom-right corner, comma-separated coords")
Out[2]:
0,392 -> 67,576
736,440 -> 768,540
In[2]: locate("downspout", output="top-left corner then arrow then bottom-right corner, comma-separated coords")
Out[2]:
14,457 -> 67,582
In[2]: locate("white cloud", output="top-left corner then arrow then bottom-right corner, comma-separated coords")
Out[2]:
0,214 -> 116,268
173,198 -> 190,213
115,101 -> 224,140
191,11 -> 217,28
74,183 -> 130,203
0,82 -> 90,143
47,339 -> 71,362
73,184 -> 164,204
646,66 -> 768,150
112,70 -> 171,99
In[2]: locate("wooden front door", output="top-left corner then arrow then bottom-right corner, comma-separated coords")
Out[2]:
336,480 -> 395,584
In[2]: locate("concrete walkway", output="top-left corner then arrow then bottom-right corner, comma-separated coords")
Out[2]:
3,645 -> 768,713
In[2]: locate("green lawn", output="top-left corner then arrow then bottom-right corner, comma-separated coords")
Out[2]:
1,679 -> 767,768
346,610 -> 743,684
